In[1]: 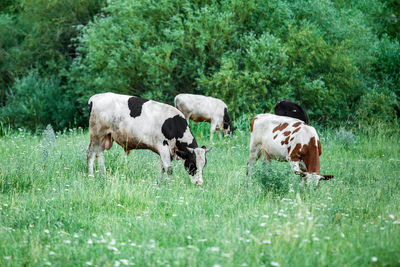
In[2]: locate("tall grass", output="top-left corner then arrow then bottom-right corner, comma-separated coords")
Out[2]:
0,124 -> 399,266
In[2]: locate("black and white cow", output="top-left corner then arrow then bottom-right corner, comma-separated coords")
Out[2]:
274,100 -> 309,124
174,93 -> 234,141
87,92 -> 211,185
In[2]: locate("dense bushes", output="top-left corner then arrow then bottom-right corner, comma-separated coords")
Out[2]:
1,72 -> 73,130
0,0 -> 399,130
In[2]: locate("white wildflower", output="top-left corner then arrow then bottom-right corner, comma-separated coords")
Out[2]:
44,229 -> 50,234
86,261 -> 93,266
120,259 -> 129,265
270,261 -> 280,266
371,257 -> 378,262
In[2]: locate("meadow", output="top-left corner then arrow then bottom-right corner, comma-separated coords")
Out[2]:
0,124 -> 400,266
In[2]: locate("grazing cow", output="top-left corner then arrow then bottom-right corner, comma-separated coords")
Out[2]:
87,92 -> 211,185
174,94 -> 234,141
246,114 -> 333,185
274,100 -> 309,124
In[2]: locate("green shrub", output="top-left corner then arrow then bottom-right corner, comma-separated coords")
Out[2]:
1,71 -> 74,130
356,88 -> 398,130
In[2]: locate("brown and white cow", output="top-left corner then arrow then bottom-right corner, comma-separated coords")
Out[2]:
246,113 -> 333,185
174,94 -> 234,141
87,92 -> 211,185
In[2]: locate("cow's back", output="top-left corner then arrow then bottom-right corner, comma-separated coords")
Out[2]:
175,94 -> 226,117
89,92 -> 187,150
251,113 -> 316,160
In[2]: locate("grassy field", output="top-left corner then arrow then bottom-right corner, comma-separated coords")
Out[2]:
0,124 -> 400,266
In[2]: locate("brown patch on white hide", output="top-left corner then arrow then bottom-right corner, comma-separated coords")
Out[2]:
293,122 -> 302,127
292,127 -> 301,134
281,136 -> 290,145
272,122 -> 288,133
283,131 -> 291,136
300,136 -> 320,174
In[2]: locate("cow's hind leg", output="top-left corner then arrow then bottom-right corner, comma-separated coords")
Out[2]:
87,142 -> 96,177
246,140 -> 262,180
97,134 -> 113,176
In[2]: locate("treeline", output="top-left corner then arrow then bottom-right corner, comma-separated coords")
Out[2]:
1,0 -> 399,131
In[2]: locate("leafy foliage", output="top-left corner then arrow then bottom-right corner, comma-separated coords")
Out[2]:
0,0 -> 399,130
1,71 -> 74,130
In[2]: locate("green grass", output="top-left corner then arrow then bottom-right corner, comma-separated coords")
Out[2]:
1,124 -> 400,266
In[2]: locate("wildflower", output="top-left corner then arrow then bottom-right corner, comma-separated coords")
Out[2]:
49,251 -> 56,256
114,261 -> 121,267
44,229 -> 50,234
64,240 -> 71,244
88,239 -> 93,245
120,259 -> 129,265
389,214 -> 395,219
208,247 -> 220,252
86,261 -> 93,266
260,223 -> 267,227
371,257 -> 378,262
271,261 -> 280,266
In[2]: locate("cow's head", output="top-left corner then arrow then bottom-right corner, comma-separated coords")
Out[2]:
223,108 -> 235,135
299,172 -> 334,186
176,146 -> 212,185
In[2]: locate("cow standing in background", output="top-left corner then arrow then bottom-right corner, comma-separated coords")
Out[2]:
247,113 -> 333,185
87,92 -> 211,185
274,100 -> 309,124
174,94 -> 234,141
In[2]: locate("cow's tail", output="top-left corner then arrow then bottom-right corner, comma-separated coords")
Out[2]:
174,95 -> 179,108
88,95 -> 97,117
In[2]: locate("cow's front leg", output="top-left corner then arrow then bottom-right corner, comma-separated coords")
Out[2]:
289,161 -> 306,181
158,146 -> 172,182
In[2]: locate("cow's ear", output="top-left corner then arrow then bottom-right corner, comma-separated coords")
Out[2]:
176,150 -> 189,159
201,145 -> 212,153
321,174 -> 334,180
